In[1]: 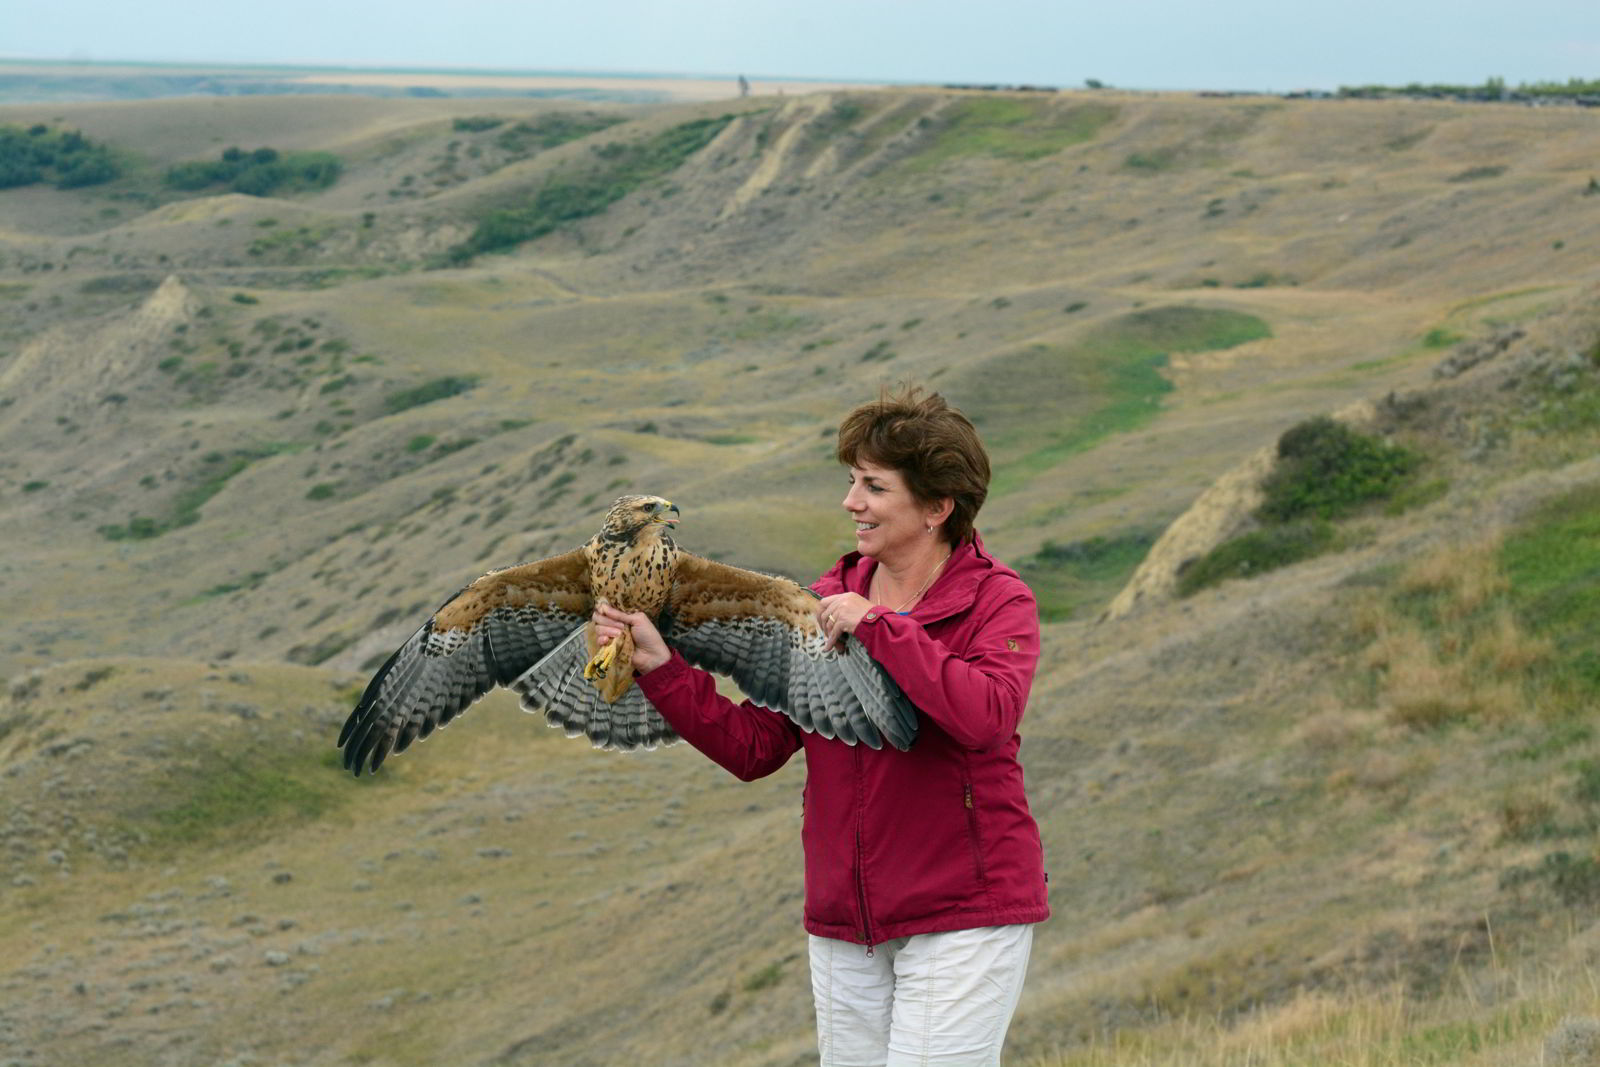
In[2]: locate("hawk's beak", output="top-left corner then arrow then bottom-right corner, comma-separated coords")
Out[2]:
657,502 -> 680,526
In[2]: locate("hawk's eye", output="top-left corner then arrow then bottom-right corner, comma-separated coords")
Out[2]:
645,502 -> 658,512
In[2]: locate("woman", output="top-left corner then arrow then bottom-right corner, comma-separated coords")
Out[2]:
594,385 -> 1048,1066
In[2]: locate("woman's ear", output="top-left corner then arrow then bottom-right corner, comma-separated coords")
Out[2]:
926,497 -> 955,532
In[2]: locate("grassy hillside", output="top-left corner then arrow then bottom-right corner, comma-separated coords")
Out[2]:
2,88 -> 1600,1065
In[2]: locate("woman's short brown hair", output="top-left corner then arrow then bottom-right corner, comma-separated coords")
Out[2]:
836,384 -> 990,546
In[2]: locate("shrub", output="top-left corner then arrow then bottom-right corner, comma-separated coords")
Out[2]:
1257,417 -> 1420,523
164,146 -> 342,196
384,376 -> 478,413
0,124 -> 122,189
1125,148 -> 1180,172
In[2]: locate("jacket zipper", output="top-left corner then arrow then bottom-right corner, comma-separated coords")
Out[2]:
854,746 -> 875,954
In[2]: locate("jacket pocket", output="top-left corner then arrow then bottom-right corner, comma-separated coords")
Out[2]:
963,780 -> 989,887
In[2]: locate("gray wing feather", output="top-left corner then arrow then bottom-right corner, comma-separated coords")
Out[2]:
836,641 -> 918,752
339,602 -> 588,776
663,595 -> 917,751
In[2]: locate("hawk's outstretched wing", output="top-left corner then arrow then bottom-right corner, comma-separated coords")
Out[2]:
339,550 -> 599,775
661,554 -> 919,751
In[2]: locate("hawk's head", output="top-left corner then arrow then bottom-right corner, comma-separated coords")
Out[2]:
602,495 -> 680,540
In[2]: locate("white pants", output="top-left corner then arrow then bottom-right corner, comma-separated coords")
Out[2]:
808,924 -> 1035,1067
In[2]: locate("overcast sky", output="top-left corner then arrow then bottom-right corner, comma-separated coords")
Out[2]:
6,0 -> 1598,92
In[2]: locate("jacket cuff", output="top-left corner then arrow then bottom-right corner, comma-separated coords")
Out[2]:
635,649 -> 691,697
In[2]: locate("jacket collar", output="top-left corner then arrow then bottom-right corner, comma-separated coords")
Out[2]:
837,531 -> 996,626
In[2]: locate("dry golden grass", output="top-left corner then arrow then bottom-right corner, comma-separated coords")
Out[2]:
1026,960 -> 1600,1067
1395,536 -> 1508,620
1352,535 -> 1551,728
1472,606 -> 1554,676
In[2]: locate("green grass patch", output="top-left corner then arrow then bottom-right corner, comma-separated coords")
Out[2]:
1489,486 -> 1600,903
444,114 -> 735,263
1447,165 -> 1507,183
716,309 -> 813,342
1017,531 -> 1158,621
984,306 -> 1271,495
453,116 -> 505,132
1384,476 -> 1450,515
97,444 -> 288,540
492,112 -> 624,154
170,453 -> 253,527
248,223 -> 337,259
1124,147 -> 1181,172
1177,521 -> 1336,597
1502,483 -> 1600,697
121,738 -> 355,853
896,98 -> 1116,174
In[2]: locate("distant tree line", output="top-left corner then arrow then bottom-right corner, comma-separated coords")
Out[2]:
1337,75 -> 1600,104
0,124 -> 122,190
165,146 -> 343,197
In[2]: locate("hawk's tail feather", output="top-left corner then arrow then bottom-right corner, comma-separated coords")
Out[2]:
510,626 -> 678,752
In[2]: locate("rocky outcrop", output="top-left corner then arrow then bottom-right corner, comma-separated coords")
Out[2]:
0,274 -> 199,422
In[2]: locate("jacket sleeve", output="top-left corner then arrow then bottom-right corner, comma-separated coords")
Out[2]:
850,580 -> 1040,752
634,651 -> 803,781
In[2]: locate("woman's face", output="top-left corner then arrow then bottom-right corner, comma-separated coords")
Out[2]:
841,461 -> 939,562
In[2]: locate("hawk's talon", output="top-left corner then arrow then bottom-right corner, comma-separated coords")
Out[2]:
584,641 -> 618,680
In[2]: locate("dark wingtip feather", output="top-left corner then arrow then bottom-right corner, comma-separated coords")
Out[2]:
337,637 -> 409,760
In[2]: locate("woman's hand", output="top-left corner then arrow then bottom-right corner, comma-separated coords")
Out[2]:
815,593 -> 874,652
593,603 -> 673,674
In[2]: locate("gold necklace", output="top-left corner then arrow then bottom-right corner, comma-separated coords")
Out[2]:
873,551 -> 951,613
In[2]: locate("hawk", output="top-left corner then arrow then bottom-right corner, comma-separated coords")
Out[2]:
337,495 -> 918,775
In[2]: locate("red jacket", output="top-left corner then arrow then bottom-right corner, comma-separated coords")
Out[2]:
636,533 -> 1049,945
